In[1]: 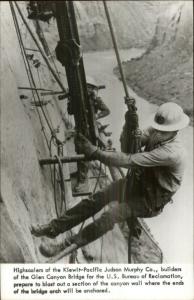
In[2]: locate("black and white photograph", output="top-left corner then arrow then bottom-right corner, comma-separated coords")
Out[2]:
0,1 -> 193,299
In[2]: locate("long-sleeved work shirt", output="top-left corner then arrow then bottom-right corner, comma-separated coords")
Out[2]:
95,128 -> 186,208
131,128 -> 186,194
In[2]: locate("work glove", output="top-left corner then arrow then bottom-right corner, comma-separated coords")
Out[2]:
75,133 -> 98,158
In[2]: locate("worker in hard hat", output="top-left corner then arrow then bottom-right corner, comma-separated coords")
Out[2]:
31,102 -> 189,257
86,76 -> 110,120
67,76 -> 110,121
72,76 -> 110,193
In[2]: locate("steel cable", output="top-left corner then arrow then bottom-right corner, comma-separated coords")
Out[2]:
37,21 -> 62,81
11,1 -> 79,263
10,2 -> 53,136
10,2 -> 67,219
10,2 -> 51,149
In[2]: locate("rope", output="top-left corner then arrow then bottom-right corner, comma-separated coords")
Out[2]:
48,135 -> 77,263
12,1 -> 66,152
11,2 -> 54,136
102,1 -> 143,263
11,1 -> 79,264
103,0 -> 129,100
12,1 -> 155,265
10,2 -> 68,220
36,68 -> 55,132
53,155 -> 67,217
14,1 -> 70,143
10,2 -> 50,150
49,136 -> 66,216
14,1 -> 66,92
37,20 -> 61,81
99,163 -> 107,263
92,161 -> 102,194
75,159 -> 103,263
37,65 -> 64,134
92,160 -> 105,263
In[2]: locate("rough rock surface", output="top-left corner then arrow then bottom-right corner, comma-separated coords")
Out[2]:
116,1 -> 193,123
74,1 -> 158,51
1,2 -> 72,263
41,1 -> 158,52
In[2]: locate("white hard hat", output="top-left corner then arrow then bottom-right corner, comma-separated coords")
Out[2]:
150,102 -> 190,131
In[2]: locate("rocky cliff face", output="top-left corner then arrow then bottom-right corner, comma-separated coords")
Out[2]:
41,1 -> 158,53
1,2 -> 73,263
119,1 -> 193,123
74,1 -> 158,51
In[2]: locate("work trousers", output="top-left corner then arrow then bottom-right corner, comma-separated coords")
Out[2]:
50,178 -> 150,247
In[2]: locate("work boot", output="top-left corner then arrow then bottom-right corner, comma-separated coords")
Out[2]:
39,238 -> 72,257
31,223 -> 58,239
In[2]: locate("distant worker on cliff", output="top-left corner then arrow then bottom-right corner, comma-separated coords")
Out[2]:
31,102 -> 189,257
71,76 -> 110,193
67,76 -> 110,122
86,76 -> 110,120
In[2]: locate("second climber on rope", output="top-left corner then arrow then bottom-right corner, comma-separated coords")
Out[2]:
31,102 -> 189,257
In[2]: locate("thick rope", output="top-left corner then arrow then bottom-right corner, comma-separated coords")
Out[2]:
53,155 -> 67,216
14,1 -> 66,92
37,20 -> 62,81
11,2 -> 82,265
10,2 -> 51,150
11,2 -> 54,136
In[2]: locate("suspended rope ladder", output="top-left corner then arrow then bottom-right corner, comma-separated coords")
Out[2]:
10,1 -> 68,223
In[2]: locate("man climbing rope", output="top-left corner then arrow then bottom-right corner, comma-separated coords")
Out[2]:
31,102 -> 189,258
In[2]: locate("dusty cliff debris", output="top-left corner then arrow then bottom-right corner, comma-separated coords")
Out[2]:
1,1 -> 192,265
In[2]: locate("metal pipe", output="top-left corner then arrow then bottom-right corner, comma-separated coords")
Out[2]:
24,48 -> 40,52
40,91 -> 66,96
55,1 -> 97,144
18,87 -> 53,92
39,154 -> 89,166
103,1 -> 129,99
14,1 -> 66,93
